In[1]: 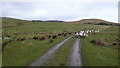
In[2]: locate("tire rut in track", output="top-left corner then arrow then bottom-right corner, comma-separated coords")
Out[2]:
28,35 -> 73,66
68,38 -> 82,66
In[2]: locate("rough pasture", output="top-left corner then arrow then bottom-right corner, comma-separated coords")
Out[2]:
2,18 -> 118,66
81,26 -> 118,66
2,31 -> 73,53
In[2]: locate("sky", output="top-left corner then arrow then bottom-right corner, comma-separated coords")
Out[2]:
0,1 -> 119,23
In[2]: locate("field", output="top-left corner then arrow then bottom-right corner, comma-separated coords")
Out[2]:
1,18 -> 119,66
81,26 -> 119,66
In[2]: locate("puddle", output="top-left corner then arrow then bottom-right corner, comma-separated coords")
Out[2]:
2,37 -> 11,39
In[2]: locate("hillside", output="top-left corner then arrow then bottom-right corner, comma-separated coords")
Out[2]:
1,17 -> 29,28
67,19 -> 119,26
77,19 -> 113,23
1,17 -> 119,28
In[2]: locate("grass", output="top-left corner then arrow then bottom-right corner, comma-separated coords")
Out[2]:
2,17 -> 118,66
2,36 -> 70,66
81,26 -> 118,66
2,17 -> 28,28
42,36 -> 76,66
3,21 -> 111,33
0,52 -> 2,67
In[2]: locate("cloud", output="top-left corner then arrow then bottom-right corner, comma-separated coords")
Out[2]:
2,0 -> 119,2
1,2 -> 118,23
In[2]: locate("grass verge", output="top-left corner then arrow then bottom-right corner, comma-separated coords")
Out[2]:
2,36 -> 70,66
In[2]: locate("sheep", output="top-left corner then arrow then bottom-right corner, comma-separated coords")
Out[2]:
75,32 -> 79,36
89,30 -> 92,33
86,30 -> 89,33
82,32 -> 88,38
84,33 -> 88,37
79,32 -> 83,37
75,29 -> 99,38
94,30 -> 100,33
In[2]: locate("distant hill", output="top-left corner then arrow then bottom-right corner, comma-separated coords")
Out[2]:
1,17 -> 120,28
76,19 -> 114,24
67,19 -> 119,26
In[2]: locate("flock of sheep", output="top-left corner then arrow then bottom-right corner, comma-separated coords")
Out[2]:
75,30 -> 100,38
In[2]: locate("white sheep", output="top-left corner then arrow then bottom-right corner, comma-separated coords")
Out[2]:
75,29 -> 100,38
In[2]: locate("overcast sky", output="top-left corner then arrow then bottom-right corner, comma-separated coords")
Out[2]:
1,1 -> 118,23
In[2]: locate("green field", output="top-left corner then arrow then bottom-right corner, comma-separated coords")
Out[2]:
2,18 -> 119,66
81,26 -> 118,66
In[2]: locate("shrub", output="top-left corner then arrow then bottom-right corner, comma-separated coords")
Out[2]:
39,36 -> 46,40
52,35 -> 57,39
58,33 -> 62,36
